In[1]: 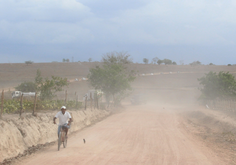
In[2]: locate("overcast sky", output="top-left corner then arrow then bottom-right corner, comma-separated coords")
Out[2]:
0,0 -> 236,64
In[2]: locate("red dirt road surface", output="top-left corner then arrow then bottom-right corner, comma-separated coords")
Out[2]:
17,105 -> 223,165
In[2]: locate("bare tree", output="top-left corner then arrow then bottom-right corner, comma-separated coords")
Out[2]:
151,57 -> 159,64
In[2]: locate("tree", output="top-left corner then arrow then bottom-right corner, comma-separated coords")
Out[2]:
190,61 -> 201,66
25,61 -> 33,65
172,61 -> 177,65
157,59 -> 163,65
39,76 -> 68,100
88,52 -> 136,105
143,58 -> 149,64
209,63 -> 214,65
88,58 -> 92,62
102,52 -> 133,64
15,70 -> 69,100
35,69 -> 68,100
163,59 -> 172,65
151,57 -> 159,64
15,82 -> 37,92
63,58 -> 70,62
35,69 -> 43,91
198,71 -> 236,100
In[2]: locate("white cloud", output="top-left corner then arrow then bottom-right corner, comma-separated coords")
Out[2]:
95,0 -> 236,45
0,20 -> 94,44
0,0 -> 236,46
0,0 -> 95,44
0,0 -> 92,22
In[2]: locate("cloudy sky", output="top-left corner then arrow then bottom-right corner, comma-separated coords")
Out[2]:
0,0 -> 236,64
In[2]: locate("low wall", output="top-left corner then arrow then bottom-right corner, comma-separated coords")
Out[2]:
0,109 -> 110,163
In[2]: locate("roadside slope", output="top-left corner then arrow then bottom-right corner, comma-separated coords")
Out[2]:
0,109 -> 110,163
181,106 -> 236,165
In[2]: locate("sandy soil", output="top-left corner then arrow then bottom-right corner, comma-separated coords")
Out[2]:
180,107 -> 236,165
15,104 -> 224,165
1,63 -> 236,164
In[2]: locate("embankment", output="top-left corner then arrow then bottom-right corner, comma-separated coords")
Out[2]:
181,107 -> 236,164
0,109 -> 110,163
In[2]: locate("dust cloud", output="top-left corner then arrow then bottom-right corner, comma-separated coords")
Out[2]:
129,70 -> 202,109
2,63 -> 236,164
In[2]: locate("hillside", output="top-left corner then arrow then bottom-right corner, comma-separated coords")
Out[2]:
1,62 -> 235,102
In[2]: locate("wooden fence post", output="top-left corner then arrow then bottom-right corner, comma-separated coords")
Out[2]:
20,94 -> 23,117
96,93 -> 99,109
65,90 -> 67,105
74,92 -> 76,107
33,92 -> 37,116
93,93 -> 96,109
0,90 -> 4,119
90,92 -> 93,110
85,95 -> 87,110
234,99 -> 236,112
93,94 -> 95,110
224,100 -> 226,111
77,95 -> 79,109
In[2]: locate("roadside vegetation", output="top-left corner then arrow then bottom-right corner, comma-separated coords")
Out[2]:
198,71 -> 236,110
198,71 -> 236,100
16,69 -> 68,100
88,52 -> 136,106
1,70 -> 83,115
2,99 -> 82,114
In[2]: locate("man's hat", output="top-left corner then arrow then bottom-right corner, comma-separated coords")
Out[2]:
61,106 -> 66,109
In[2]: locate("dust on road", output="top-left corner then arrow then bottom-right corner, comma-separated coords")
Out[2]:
16,104 -> 224,165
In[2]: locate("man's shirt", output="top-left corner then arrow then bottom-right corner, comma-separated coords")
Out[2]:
55,111 -> 71,125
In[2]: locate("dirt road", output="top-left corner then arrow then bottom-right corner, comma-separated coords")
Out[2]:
17,105 -> 224,165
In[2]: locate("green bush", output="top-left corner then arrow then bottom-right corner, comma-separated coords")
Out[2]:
198,71 -> 236,100
15,82 -> 37,92
1,99 -> 83,114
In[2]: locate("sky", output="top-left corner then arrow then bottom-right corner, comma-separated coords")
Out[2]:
0,0 -> 236,65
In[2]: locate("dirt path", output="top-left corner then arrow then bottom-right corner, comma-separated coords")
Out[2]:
16,105 -> 224,165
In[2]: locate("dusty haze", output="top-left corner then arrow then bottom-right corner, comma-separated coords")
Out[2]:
1,63 -> 236,164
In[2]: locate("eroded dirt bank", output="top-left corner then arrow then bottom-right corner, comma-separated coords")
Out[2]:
180,106 -> 236,165
0,109 -> 110,163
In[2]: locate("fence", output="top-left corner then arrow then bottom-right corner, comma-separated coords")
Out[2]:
0,89 -> 106,119
206,99 -> 236,112
83,92 -> 101,110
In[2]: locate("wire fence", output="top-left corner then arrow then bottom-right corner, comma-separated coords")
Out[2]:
206,99 -> 236,113
0,89 -> 106,119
